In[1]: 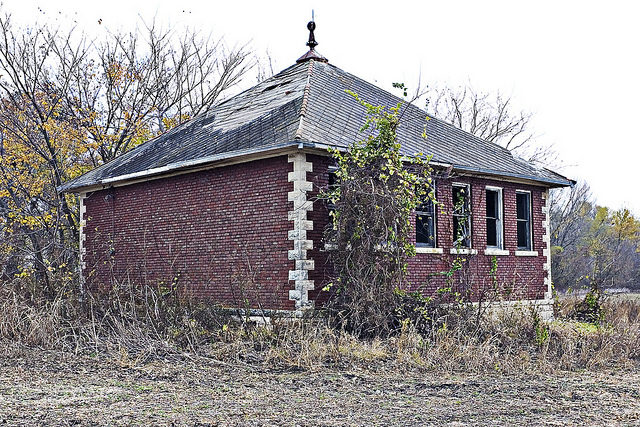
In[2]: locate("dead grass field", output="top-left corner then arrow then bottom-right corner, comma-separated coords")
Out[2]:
1,292 -> 639,425
1,346 -> 639,426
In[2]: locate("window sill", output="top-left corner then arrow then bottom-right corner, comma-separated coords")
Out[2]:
450,248 -> 478,255
484,248 -> 509,256
416,247 -> 444,254
515,250 -> 538,257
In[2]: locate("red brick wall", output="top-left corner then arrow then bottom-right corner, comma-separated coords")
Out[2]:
406,177 -> 547,301
82,152 -> 549,312
306,154 -> 333,305
82,156 -> 295,310
307,156 -> 549,303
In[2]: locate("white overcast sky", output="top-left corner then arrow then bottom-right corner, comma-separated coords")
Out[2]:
4,0 -> 640,214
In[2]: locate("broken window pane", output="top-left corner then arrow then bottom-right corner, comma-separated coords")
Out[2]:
452,185 -> 471,248
416,195 -> 436,247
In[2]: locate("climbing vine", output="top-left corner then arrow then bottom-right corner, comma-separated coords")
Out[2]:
322,87 -> 434,337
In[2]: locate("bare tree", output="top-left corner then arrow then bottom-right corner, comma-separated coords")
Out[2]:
425,84 -> 556,165
63,20 -> 254,165
254,49 -> 276,83
0,13 -> 254,296
550,182 -> 640,293
549,182 -> 593,291
550,182 -> 593,250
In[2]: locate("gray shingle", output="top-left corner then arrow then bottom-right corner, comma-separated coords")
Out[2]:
60,60 -> 572,192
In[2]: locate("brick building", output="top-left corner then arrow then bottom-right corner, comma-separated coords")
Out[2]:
60,22 -> 573,317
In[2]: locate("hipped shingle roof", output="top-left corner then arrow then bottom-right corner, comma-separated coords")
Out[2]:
60,60 -> 573,192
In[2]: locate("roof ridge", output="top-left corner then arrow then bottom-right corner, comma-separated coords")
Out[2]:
294,60 -> 315,140
322,63 -> 518,158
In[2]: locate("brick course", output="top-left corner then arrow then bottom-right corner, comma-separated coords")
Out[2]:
83,156 -> 295,310
306,157 -> 549,303
82,152 -> 550,311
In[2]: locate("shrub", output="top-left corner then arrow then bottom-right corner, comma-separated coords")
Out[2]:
322,88 -> 433,338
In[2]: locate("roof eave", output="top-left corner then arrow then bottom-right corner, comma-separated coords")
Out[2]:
60,139 -> 574,194
299,141 -> 574,188
58,141 -> 305,194
451,164 -> 574,188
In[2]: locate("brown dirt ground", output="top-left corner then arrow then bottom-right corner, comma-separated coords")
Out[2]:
1,347 -> 639,426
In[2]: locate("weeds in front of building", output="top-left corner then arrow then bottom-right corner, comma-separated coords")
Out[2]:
2,90 -> 638,374
1,273 -> 639,373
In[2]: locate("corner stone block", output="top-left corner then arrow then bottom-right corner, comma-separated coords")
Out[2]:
294,180 -> 313,191
295,259 -> 315,270
293,199 -> 313,211
289,269 -> 308,281
288,229 -> 307,241
288,210 -> 308,221
288,249 -> 307,260
293,239 -> 313,251
288,154 -> 313,171
289,289 -> 301,301
292,219 -> 313,231
294,279 -> 315,291
287,153 -> 305,163
288,170 -> 307,182
288,189 -> 307,201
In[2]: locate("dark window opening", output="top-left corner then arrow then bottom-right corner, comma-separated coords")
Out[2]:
516,192 -> 532,250
452,185 -> 471,248
416,196 -> 436,247
485,188 -> 502,248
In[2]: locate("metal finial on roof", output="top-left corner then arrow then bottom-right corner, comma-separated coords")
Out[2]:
306,20 -> 318,50
296,13 -> 328,64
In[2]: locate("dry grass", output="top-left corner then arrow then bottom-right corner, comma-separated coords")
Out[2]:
1,280 -> 639,374
0,280 -> 224,361
191,296 -> 640,374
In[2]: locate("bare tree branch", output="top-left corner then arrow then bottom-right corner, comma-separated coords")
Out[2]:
425,83 -> 557,166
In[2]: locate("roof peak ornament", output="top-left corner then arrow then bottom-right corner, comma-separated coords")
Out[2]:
296,13 -> 328,64
306,20 -> 318,50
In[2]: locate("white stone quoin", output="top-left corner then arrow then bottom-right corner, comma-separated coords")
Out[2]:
287,152 -> 315,309
78,193 -> 87,291
540,189 -> 554,319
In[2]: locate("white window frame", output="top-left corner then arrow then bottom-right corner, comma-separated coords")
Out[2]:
452,182 -> 472,249
515,189 -> 533,251
485,186 -> 504,250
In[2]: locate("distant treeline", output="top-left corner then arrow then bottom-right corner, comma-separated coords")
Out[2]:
551,182 -> 640,291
